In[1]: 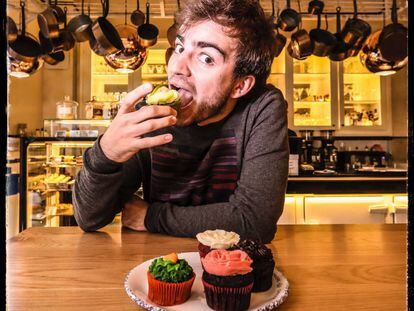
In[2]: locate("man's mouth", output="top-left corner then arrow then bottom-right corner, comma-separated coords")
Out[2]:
169,83 -> 194,110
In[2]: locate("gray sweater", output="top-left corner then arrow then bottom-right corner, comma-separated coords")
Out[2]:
73,84 -> 289,243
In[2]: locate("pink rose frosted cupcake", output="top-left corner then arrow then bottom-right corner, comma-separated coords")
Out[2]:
201,249 -> 254,311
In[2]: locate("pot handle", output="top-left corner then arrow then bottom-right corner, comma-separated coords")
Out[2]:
177,0 -> 181,10
316,12 -> 321,29
64,7 -> 68,27
286,0 -> 291,9
352,0 -> 358,18
145,0 -> 150,24
324,14 -> 329,31
81,0 -> 84,15
297,0 -> 302,29
20,1 -> 25,35
391,0 -> 398,24
336,7 -> 341,33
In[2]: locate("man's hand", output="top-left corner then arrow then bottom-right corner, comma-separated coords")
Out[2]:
100,83 -> 177,163
121,196 -> 149,231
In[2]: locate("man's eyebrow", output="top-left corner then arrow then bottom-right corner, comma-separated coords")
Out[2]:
176,34 -> 184,43
176,35 -> 227,59
196,41 -> 227,59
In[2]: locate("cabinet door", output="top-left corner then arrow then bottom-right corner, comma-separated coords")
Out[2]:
287,55 -> 338,130
304,196 -> 392,224
338,56 -> 391,135
278,196 -> 296,224
393,195 -> 408,224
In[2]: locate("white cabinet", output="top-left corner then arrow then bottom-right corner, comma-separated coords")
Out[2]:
303,195 -> 394,224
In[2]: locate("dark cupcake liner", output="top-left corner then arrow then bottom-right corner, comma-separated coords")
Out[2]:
252,260 -> 275,292
202,278 -> 253,311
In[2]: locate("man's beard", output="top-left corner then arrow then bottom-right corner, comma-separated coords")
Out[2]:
192,83 -> 233,124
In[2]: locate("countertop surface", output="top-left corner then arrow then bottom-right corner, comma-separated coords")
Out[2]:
7,224 -> 407,310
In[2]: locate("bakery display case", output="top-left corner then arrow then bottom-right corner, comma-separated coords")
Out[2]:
22,138 -> 93,229
44,119 -> 111,138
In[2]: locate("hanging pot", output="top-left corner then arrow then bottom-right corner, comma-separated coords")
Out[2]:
341,0 -> 371,57
287,0 -> 312,60
38,30 -> 54,54
378,0 -> 407,62
43,51 -> 65,65
37,0 -> 60,39
359,11 -> 407,76
329,7 -> 351,61
308,0 -> 324,15
90,0 -> 124,56
7,16 -> 18,43
137,1 -> 159,48
67,0 -> 93,42
277,0 -> 301,32
8,2 -> 42,63
167,0 -> 181,46
270,0 -> 286,57
130,0 -> 145,26
9,53 -> 44,78
104,1 -> 148,73
309,13 -> 337,57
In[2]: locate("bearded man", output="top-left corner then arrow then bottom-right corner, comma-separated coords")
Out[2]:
73,0 -> 289,243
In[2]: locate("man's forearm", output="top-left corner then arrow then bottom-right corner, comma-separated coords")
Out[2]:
73,138 -> 142,231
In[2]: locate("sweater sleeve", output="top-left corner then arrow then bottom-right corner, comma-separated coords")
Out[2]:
72,135 -> 143,232
144,89 -> 289,243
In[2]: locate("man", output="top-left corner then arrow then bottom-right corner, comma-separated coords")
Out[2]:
73,0 -> 289,243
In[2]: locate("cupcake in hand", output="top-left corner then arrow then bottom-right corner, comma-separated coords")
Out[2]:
147,253 -> 195,306
196,229 -> 240,258
201,249 -> 254,311
237,240 -> 275,292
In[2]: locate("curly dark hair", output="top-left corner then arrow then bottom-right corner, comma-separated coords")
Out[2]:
176,0 -> 277,87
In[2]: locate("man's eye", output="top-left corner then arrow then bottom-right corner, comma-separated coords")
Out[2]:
198,54 -> 214,65
174,44 -> 184,54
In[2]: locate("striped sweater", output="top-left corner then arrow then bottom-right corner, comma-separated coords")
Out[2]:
73,84 -> 289,243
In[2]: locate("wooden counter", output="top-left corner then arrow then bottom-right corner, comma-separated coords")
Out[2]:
7,224 -> 406,310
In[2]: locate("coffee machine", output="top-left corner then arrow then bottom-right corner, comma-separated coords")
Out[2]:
318,130 -> 338,170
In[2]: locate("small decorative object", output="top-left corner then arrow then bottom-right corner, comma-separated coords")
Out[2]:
56,96 -> 79,119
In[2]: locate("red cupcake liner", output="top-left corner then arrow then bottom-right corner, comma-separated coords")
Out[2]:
147,271 -> 195,306
202,278 -> 253,311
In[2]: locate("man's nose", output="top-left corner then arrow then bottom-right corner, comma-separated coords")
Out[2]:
169,52 -> 191,77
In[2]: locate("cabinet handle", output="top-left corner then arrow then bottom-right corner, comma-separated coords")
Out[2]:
368,204 -> 388,214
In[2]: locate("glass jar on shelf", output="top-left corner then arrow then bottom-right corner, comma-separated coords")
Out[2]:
56,96 -> 78,119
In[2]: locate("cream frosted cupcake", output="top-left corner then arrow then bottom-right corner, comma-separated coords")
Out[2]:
196,229 -> 240,258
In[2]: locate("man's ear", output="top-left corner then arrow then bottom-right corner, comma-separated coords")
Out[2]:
230,75 -> 256,99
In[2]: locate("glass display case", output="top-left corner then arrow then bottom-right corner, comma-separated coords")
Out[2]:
21,138 -> 121,230
341,56 -> 382,127
44,119 -> 111,138
292,55 -> 332,127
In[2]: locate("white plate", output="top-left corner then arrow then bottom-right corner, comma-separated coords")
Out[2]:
124,252 -> 289,311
